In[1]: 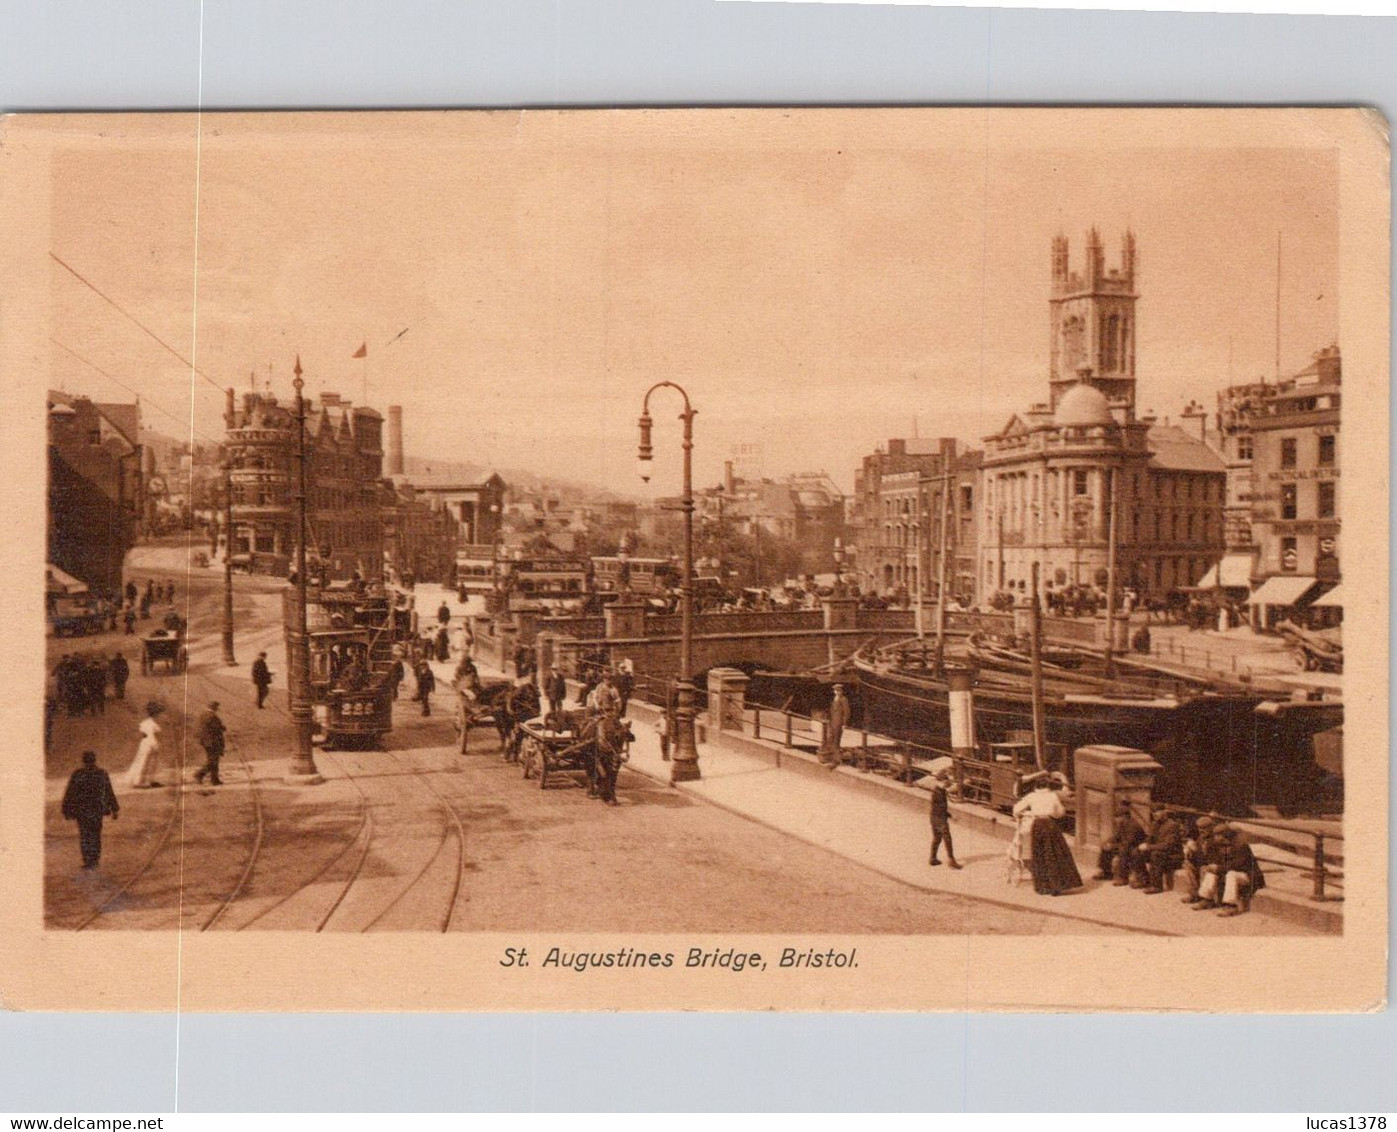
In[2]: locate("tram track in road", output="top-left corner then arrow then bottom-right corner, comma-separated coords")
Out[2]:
72,759 -> 185,931
74,670 -> 270,932
187,670 -> 268,931
195,669 -> 379,932
196,667 -> 467,932
355,748 -> 469,933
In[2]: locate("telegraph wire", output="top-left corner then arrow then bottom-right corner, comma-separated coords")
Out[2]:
49,250 -> 226,396
48,336 -> 222,448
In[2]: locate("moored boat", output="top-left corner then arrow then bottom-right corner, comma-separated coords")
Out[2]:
852,642 -> 1343,816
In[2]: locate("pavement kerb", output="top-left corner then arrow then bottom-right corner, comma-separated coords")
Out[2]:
614,726 -> 1178,937
617,698 -> 1339,935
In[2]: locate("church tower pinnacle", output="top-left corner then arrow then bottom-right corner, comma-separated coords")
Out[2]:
1048,229 -> 1139,420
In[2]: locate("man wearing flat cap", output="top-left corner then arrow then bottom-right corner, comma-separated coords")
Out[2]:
194,701 -> 227,786
820,684 -> 851,769
1137,807 -> 1184,894
1180,814 -> 1219,905
1094,800 -> 1146,886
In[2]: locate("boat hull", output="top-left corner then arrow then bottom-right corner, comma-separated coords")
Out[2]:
854,662 -> 1343,815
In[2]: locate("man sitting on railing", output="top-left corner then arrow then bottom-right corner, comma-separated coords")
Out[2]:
1179,815 -> 1219,905
1193,825 -> 1266,916
1094,801 -> 1146,886
1137,808 -> 1185,894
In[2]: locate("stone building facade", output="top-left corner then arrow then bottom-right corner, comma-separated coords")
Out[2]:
382,481 -> 458,585
1245,346 -> 1342,626
851,437 -> 979,603
980,231 -> 1225,600
47,393 -> 143,599
224,389 -> 385,580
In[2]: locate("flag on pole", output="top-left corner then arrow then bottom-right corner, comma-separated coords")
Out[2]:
352,342 -> 367,358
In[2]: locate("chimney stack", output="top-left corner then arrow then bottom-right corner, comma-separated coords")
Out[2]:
387,404 -> 405,475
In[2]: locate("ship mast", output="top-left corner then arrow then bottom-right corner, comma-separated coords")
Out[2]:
1029,560 -> 1047,771
933,469 -> 954,676
1103,464 -> 1120,678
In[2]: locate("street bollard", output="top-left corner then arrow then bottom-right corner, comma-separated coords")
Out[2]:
1313,834 -> 1327,901
752,708 -> 761,741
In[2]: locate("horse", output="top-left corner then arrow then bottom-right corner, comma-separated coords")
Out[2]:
454,678 -> 511,754
586,713 -> 632,805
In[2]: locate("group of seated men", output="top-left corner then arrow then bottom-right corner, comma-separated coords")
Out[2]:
1095,804 -> 1266,918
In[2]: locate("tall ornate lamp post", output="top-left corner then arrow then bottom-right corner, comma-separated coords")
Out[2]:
637,382 -> 700,783
285,356 -> 323,785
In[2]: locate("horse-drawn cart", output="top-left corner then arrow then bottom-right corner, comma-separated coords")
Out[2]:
139,629 -> 187,675
518,711 -> 631,801
453,677 -> 513,754
518,714 -> 593,789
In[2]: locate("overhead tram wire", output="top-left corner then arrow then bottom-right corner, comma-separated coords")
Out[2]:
49,250 -> 227,397
49,337 -> 223,448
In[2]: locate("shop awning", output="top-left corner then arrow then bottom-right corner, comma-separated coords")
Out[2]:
1195,554 -> 1254,590
45,564 -> 88,595
1311,584 -> 1344,609
1219,555 -> 1254,588
1248,575 -> 1320,607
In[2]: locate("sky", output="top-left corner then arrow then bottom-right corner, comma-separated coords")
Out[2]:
44,110 -> 1341,497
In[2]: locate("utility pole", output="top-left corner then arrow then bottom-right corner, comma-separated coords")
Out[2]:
285,357 -> 323,785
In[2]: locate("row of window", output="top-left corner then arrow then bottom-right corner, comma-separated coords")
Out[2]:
1279,434 -> 1337,469
1278,480 -> 1337,520
875,486 -> 974,519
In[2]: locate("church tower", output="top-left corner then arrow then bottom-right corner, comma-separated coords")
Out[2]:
1048,228 -> 1138,419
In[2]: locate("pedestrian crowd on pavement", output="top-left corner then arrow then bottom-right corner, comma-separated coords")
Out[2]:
50,652 -> 130,720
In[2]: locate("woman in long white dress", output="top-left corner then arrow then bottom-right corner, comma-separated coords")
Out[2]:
125,703 -> 164,789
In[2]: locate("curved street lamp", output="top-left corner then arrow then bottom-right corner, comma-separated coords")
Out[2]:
637,381 -> 700,782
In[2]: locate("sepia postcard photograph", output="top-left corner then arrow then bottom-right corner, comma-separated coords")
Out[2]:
0,106 -> 1387,1013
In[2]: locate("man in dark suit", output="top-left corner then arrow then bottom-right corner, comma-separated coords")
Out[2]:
109,652 -> 130,701
928,770 -> 962,869
1138,808 -> 1185,894
61,750 -> 119,868
545,668 -> 567,717
1094,801 -> 1146,885
251,651 -> 273,708
193,702 -> 227,786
